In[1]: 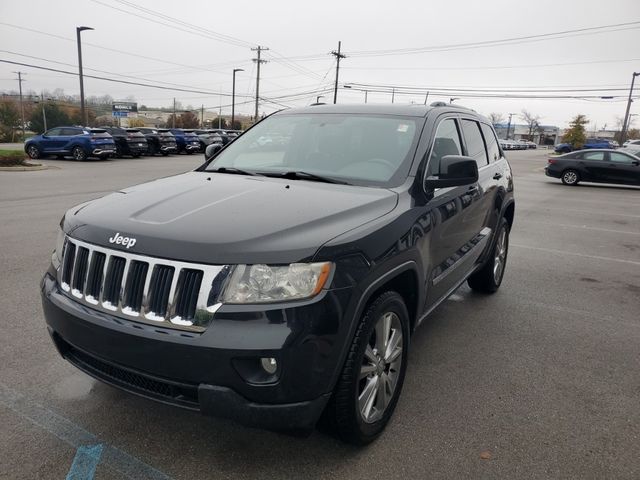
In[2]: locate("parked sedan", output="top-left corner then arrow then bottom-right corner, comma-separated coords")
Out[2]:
25,127 -> 116,161
545,149 -> 640,186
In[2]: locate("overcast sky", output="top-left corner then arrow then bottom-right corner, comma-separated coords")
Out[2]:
1,0 -> 639,129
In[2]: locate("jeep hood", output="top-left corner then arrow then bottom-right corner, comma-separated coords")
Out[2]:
64,172 -> 398,264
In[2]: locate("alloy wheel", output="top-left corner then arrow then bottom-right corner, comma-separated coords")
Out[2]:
563,171 -> 577,184
493,227 -> 508,284
358,311 -> 403,424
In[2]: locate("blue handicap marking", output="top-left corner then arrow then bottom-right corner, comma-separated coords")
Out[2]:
66,443 -> 104,480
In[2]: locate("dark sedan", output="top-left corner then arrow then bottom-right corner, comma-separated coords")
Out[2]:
545,149 -> 640,186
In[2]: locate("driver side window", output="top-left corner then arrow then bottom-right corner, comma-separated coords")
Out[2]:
45,128 -> 62,136
426,118 -> 462,177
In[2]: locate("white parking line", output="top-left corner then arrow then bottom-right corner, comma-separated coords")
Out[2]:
511,244 -> 640,266
521,220 -> 640,236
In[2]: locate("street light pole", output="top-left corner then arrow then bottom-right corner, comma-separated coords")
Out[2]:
76,26 -> 93,126
232,68 -> 243,129
621,72 -> 639,144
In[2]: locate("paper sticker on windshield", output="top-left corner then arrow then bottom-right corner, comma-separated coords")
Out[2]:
397,124 -> 409,133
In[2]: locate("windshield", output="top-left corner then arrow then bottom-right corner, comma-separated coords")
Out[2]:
204,113 -> 420,186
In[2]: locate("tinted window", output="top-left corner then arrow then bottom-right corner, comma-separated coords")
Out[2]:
60,127 -> 80,136
45,128 -> 62,136
480,123 -> 500,163
427,118 -> 462,177
582,151 -> 605,161
461,120 -> 489,168
609,152 -> 635,164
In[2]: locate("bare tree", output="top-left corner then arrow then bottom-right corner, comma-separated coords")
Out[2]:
488,112 -> 504,126
521,109 -> 541,139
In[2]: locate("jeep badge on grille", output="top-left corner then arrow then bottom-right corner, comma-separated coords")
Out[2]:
108,232 -> 137,249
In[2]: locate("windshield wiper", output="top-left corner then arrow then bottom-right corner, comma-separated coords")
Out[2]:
209,166 -> 261,176
269,170 -> 350,185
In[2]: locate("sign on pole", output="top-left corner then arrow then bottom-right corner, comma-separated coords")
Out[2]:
112,102 -> 138,118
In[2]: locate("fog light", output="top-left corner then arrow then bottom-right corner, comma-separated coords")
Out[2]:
260,357 -> 277,375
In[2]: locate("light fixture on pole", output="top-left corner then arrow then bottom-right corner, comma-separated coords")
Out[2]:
449,97 -> 459,104
232,68 -> 243,129
76,26 -> 94,126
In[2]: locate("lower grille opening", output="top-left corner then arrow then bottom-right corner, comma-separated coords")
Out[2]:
62,340 -> 199,410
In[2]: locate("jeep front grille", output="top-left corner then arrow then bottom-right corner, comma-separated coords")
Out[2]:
58,237 -> 227,332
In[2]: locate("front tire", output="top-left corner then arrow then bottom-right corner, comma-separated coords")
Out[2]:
72,147 -> 87,161
324,291 -> 410,445
561,169 -> 580,185
26,145 -> 40,159
468,217 -> 510,293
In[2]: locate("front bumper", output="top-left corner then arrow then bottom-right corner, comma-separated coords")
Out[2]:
41,273 -> 352,430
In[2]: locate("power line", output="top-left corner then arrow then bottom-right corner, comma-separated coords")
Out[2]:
90,0 -> 254,49
342,57 -> 640,72
346,21 -> 640,57
0,49 -> 238,93
0,22 -> 231,74
0,59 -> 249,97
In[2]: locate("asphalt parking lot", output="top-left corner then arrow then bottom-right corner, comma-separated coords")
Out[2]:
0,149 -> 638,479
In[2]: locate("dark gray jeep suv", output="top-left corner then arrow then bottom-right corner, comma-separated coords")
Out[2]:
41,104 -> 514,444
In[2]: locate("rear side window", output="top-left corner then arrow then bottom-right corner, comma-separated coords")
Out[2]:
427,118 -> 462,176
480,123 -> 501,163
582,151 -> 605,161
609,152 -> 634,164
461,120 -> 489,169
61,128 -> 81,136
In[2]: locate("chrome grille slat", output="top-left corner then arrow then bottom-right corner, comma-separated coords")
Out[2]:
57,237 -> 228,333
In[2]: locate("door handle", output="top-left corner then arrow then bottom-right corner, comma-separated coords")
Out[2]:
493,172 -> 503,180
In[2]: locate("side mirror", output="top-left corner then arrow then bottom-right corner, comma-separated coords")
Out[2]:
424,155 -> 479,190
204,143 -> 223,161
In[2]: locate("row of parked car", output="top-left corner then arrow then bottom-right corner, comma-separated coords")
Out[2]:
553,137 -> 619,154
498,139 -> 537,150
23,126 -> 242,161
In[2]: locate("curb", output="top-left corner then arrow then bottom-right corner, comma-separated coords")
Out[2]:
0,163 -> 49,171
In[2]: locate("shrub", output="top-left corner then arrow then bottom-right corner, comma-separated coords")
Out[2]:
0,149 -> 27,166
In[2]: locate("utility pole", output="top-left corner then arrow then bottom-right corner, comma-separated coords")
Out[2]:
621,72 -> 639,144
201,104 -> 204,127
423,92 -> 430,105
13,71 -> 26,140
172,98 -> 176,128
365,90 -> 368,103
391,88 -> 395,104
41,92 -> 47,132
506,112 -> 516,140
76,26 -> 93,126
251,46 -> 268,122
331,41 -> 346,104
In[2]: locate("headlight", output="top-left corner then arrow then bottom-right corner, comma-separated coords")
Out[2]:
52,227 -> 66,270
221,262 -> 332,304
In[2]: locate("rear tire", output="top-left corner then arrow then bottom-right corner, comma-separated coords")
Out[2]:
323,291 -> 410,445
26,145 -> 40,159
561,169 -> 580,185
72,147 -> 87,161
468,217 -> 510,294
